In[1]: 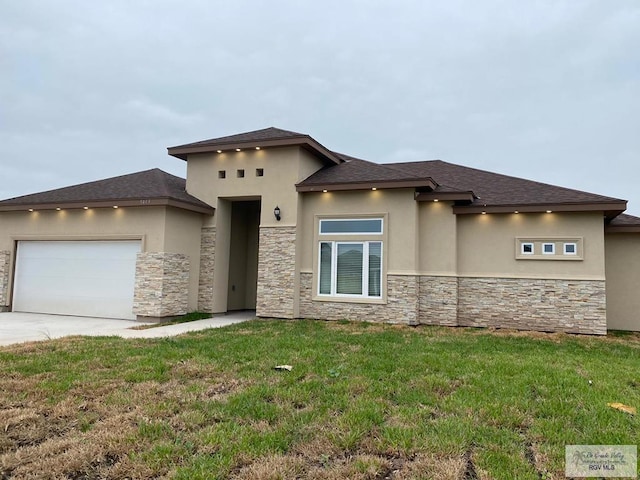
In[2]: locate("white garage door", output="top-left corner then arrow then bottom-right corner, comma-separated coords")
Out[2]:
13,240 -> 141,320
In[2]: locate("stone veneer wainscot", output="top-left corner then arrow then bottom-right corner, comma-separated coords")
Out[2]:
418,276 -> 459,326
0,250 -> 10,311
457,277 -> 607,335
299,271 -> 606,335
256,226 -> 297,319
197,227 -> 216,312
133,252 -> 190,319
299,273 -> 420,324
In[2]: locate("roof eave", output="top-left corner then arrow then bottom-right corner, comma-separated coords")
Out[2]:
0,198 -> 215,215
168,137 -> 342,165
415,191 -> 475,202
452,201 -> 627,218
296,178 -> 438,193
605,225 -> 640,233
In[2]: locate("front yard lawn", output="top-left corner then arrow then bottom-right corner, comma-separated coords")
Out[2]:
0,320 -> 638,479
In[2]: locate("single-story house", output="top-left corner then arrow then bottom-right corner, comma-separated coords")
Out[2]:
1,127 -> 639,334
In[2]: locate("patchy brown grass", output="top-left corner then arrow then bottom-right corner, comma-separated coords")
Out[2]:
0,320 -> 638,479
233,451 -> 468,480
0,341 -> 247,479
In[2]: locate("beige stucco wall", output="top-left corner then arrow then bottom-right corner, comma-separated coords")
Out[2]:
457,212 -> 606,280
185,146 -> 325,227
0,206 -> 205,312
418,201 -> 457,275
162,207 -> 205,311
605,233 -> 640,331
0,207 -> 166,251
299,189 -> 418,275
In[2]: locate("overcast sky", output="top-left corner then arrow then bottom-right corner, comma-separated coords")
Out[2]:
2,1 -> 639,214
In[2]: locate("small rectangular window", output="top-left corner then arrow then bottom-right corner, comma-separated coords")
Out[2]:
256,168 -> 264,177
319,218 -> 383,235
542,243 -> 555,255
218,170 -> 226,179
521,242 -> 534,255
237,169 -> 245,178
564,243 -> 577,255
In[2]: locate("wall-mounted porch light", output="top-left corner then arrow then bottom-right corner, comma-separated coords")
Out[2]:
274,206 -> 281,221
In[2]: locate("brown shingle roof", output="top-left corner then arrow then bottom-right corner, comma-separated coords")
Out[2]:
298,156 -> 626,216
389,160 -> 624,206
170,127 -> 307,149
606,213 -> 640,232
0,169 -> 214,214
168,127 -> 341,165
297,153 -> 437,191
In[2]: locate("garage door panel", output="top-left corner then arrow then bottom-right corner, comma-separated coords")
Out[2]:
13,241 -> 140,320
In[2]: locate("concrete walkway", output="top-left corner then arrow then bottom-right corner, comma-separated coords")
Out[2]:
0,311 -> 255,346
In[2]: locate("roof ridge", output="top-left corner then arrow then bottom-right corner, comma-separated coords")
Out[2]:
170,126 -> 308,149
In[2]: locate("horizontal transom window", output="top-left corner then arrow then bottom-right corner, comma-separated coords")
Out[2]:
319,218 -> 383,235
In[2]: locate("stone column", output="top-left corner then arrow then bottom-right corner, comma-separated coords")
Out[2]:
133,252 -> 190,321
197,227 -> 216,312
256,226 -> 297,318
0,251 -> 10,311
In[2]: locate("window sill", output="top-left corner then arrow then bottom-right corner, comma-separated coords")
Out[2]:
312,295 -> 387,305
516,256 -> 583,261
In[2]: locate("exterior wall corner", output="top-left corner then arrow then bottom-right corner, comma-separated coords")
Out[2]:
133,252 -> 190,318
0,250 -> 10,307
197,226 -> 216,312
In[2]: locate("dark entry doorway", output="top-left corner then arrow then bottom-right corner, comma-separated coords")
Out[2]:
227,200 -> 261,310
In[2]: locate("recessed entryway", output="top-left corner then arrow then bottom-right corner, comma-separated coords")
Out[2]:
227,200 -> 261,311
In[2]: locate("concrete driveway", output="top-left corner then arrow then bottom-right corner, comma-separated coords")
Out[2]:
0,311 -> 255,346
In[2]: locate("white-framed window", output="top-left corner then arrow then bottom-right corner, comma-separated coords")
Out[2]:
521,242 -> 534,255
319,241 -> 382,298
542,243 -> 555,255
319,218 -> 383,235
563,243 -> 577,255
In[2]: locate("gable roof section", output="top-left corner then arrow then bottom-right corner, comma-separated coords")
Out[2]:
0,169 -> 214,214
167,127 -> 342,165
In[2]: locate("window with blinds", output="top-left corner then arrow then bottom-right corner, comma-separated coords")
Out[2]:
319,241 -> 382,298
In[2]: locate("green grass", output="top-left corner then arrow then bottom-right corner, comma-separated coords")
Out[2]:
0,320 -> 638,479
